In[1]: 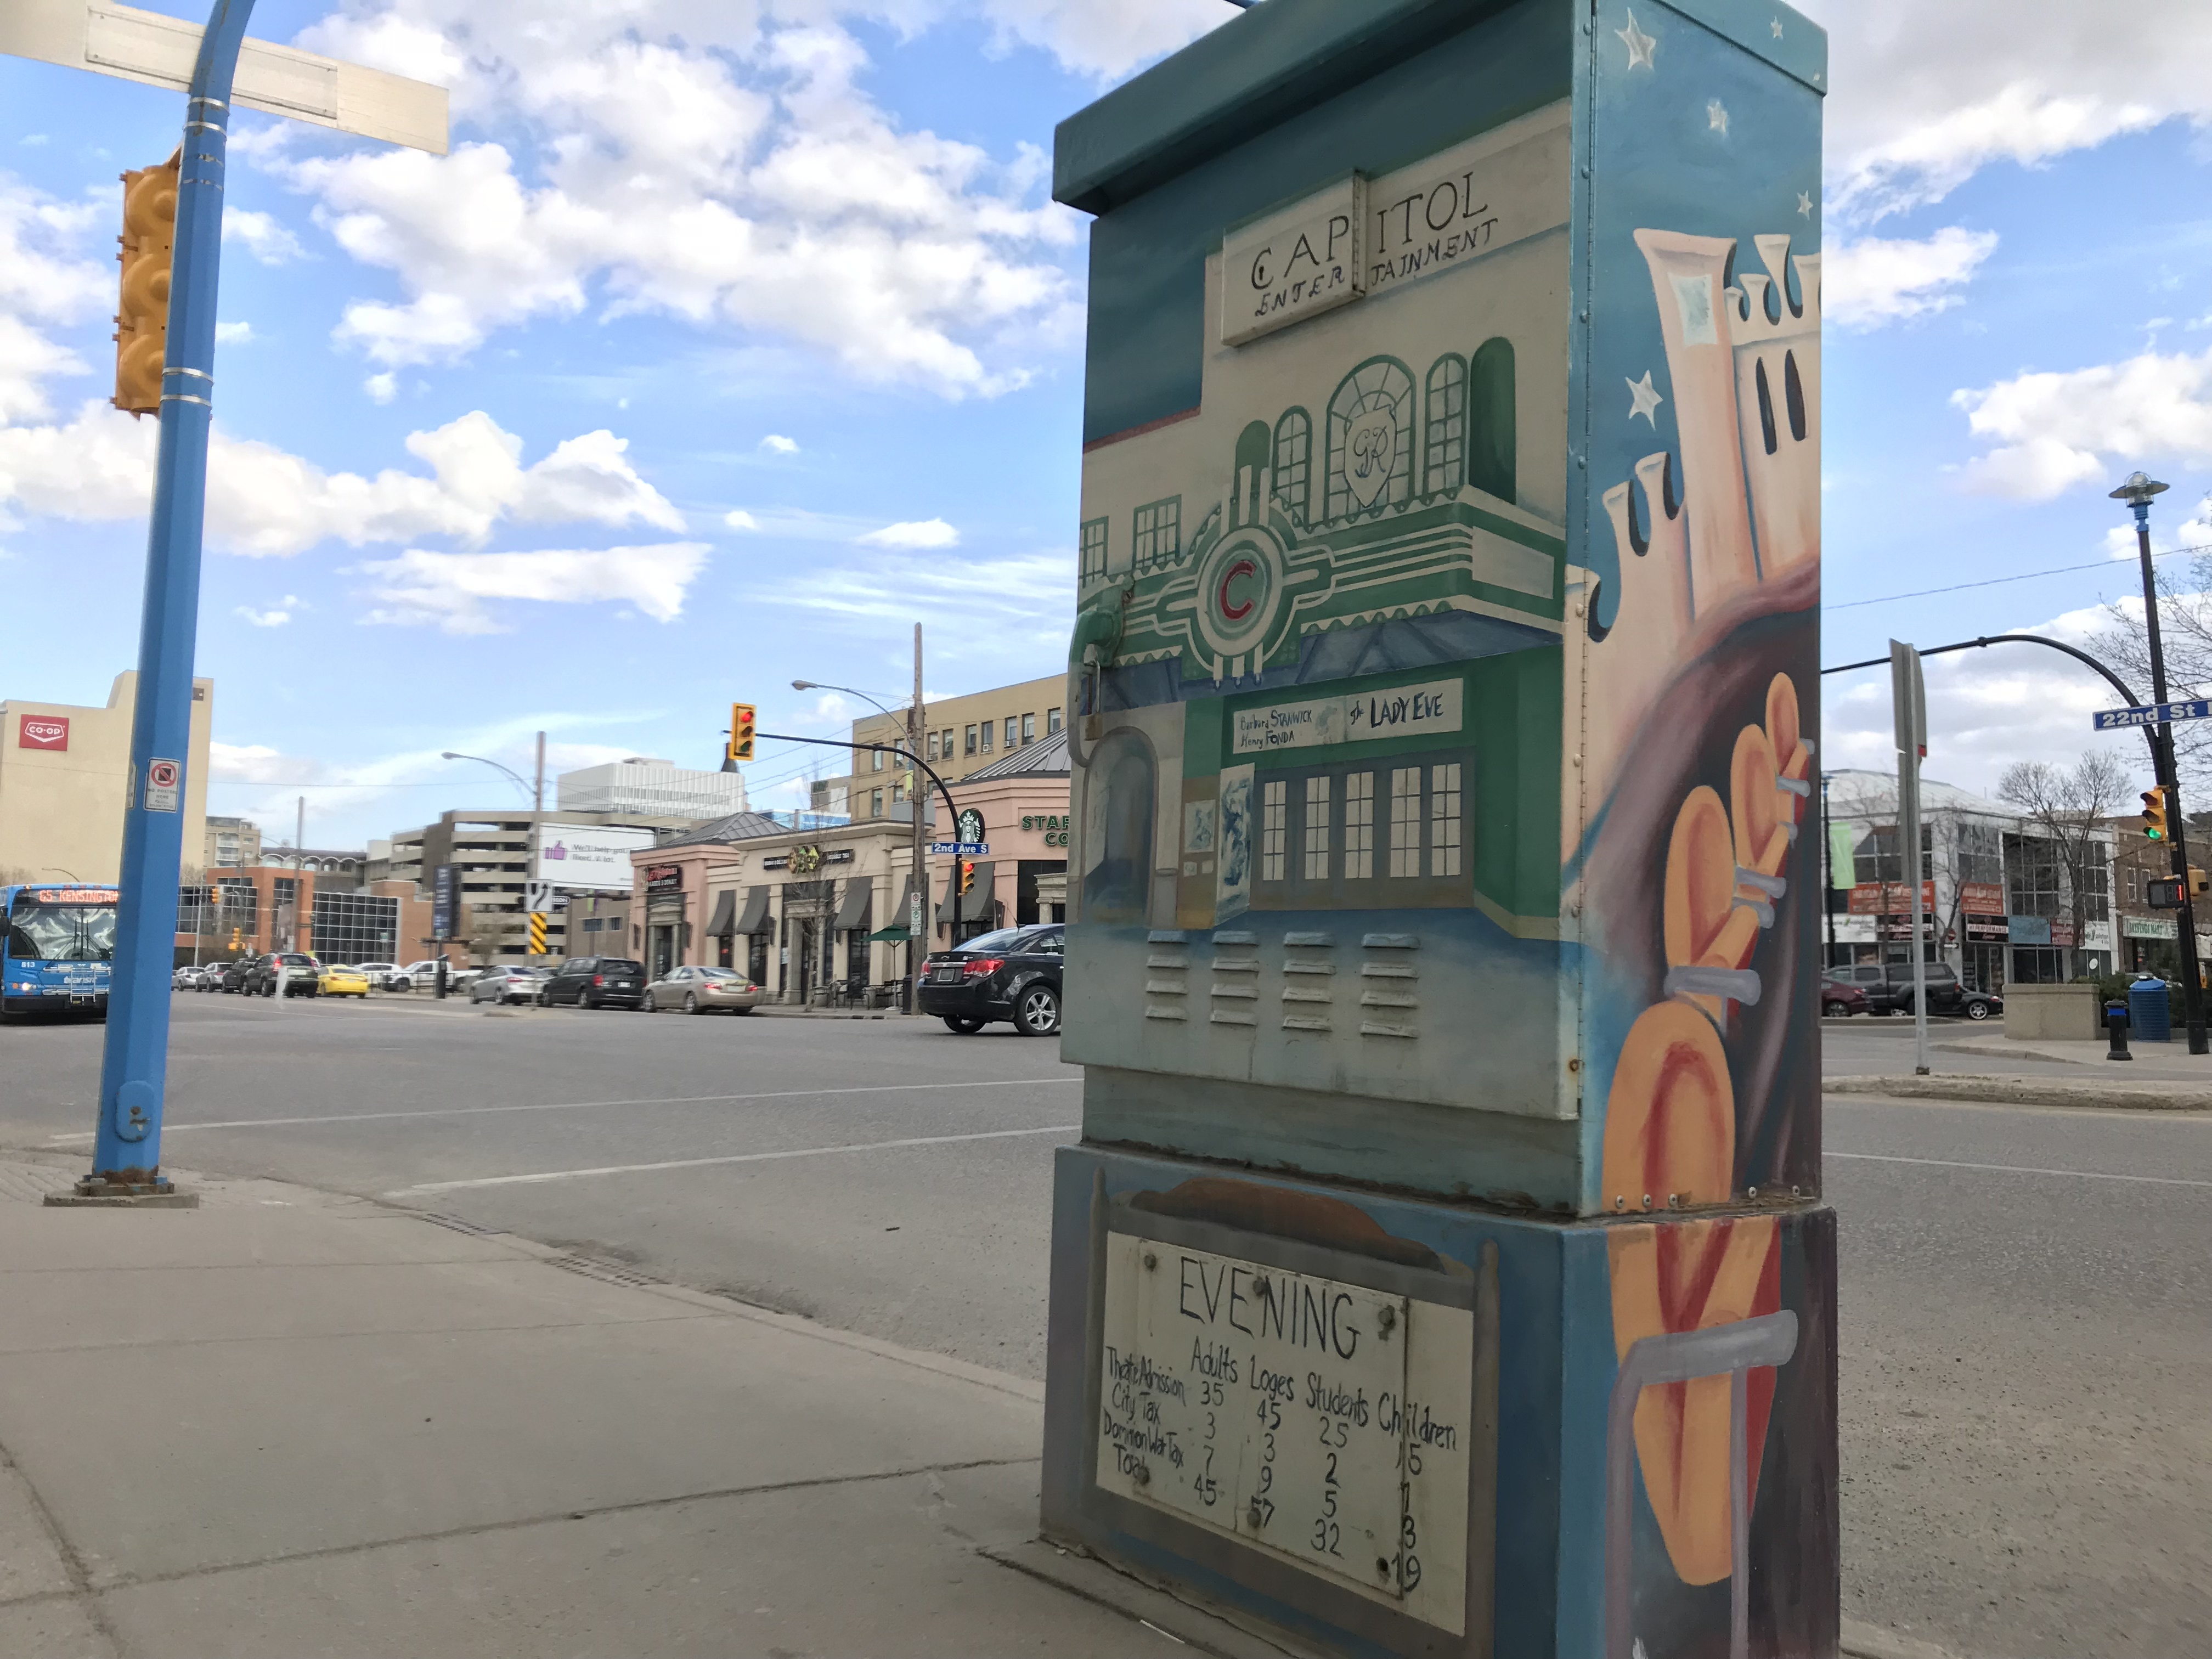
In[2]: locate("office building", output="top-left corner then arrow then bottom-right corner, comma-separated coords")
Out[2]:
814,673 -> 1064,820
556,758 -> 749,819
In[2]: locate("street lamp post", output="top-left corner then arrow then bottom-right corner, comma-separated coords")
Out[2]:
439,751 -> 535,803
2112,471 -> 2209,1056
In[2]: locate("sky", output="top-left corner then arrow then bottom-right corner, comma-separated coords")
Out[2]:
4,0 -> 2212,847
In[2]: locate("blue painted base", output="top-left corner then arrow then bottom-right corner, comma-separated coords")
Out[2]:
1040,1144 -> 1837,1658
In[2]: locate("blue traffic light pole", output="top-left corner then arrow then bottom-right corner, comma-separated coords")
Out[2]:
82,0 -> 258,1194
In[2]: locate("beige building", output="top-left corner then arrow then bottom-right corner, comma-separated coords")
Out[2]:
816,672 -> 1065,820
0,672 -> 212,886
204,815 -> 263,870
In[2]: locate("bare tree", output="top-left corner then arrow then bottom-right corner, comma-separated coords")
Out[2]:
1997,752 -> 2131,936
2090,550 -> 2212,788
465,906 -> 510,964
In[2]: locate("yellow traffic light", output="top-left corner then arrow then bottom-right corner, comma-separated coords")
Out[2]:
2191,866 -> 2209,898
2142,787 -> 2170,842
113,153 -> 179,417
727,702 -> 756,764
958,859 -> 976,896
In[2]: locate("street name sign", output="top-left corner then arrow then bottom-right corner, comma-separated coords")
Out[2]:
2093,698 -> 2212,732
929,842 -> 990,855
0,0 -> 449,151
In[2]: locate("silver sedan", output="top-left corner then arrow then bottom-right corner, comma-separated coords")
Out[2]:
646,966 -> 764,1014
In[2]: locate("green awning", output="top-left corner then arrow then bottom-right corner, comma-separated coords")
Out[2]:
867,925 -> 912,943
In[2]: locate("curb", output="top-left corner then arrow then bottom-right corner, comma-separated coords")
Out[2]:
1826,1074 -> 2212,1111
1841,1616 -> 1968,1659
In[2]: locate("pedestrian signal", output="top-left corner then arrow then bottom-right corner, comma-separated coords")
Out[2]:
727,702 -> 756,764
2142,787 -> 2171,842
114,153 -> 179,416
2192,867 -> 2210,898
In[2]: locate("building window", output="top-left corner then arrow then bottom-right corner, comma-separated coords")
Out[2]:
1080,516 -> 1109,580
980,722 -> 993,753
1389,768 -> 1422,876
926,732 -> 939,761
1132,496 -> 1182,568
1325,358 -> 1413,520
1430,763 -> 1463,877
1423,354 -> 1467,495
1469,336 -> 1517,503
871,788 -> 883,817
1022,712 -> 1036,746
1262,780 -> 1288,882
871,749 -> 885,772
1303,776 -> 1333,879
1004,716 -> 1017,749
1345,772 -> 1375,880
965,725 -> 978,755
941,729 -> 953,757
1047,707 -> 1062,735
1273,409 -> 1312,523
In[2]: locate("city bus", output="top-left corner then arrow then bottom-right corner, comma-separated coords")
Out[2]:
1,884 -> 120,1019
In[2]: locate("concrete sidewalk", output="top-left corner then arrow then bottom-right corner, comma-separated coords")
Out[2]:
0,1154 -> 1263,1659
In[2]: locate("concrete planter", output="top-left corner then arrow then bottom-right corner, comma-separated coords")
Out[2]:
2002,983 -> 2103,1041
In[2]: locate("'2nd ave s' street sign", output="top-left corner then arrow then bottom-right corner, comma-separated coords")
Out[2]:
2094,699 -> 2212,731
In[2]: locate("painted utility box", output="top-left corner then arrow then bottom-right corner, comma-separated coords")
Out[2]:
1043,3 -> 1833,1655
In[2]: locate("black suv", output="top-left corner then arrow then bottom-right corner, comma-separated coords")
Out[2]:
242,952 -> 320,997
1823,962 -> 2002,1021
919,924 -> 1063,1036
538,956 -> 648,1010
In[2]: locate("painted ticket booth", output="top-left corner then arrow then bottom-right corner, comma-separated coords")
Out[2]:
1042,3 -> 1833,1656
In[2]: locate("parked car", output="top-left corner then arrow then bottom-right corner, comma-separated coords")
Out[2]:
352,962 -> 399,988
216,957 -> 256,993
385,960 -> 445,991
1820,979 -> 1867,1018
537,956 -> 648,1010
317,962 -> 372,998
243,952 -> 321,997
646,965 -> 765,1014
1824,962 -> 2002,1021
469,964 -> 548,1005
919,923 -> 1063,1036
172,966 -> 208,991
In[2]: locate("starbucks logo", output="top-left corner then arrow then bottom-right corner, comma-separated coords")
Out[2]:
957,809 -> 985,844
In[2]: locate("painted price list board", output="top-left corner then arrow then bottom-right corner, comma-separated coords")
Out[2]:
1095,1233 -> 1472,1632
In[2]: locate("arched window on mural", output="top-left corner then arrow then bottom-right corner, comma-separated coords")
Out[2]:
1468,337 -> 1516,503
1272,409 -> 1312,525
1080,729 -> 1155,926
1423,354 -> 1467,496
1324,358 -> 1413,520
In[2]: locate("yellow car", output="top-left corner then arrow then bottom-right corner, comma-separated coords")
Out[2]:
317,963 -> 371,998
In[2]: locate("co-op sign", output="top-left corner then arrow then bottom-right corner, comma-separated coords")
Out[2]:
531,826 -> 658,892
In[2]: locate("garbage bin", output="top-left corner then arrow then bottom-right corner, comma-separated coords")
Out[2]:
2128,977 -> 2172,1043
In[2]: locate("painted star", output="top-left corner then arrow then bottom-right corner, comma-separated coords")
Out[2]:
1771,16 -> 1784,38
1797,190 -> 1814,217
1617,10 -> 1657,71
1627,371 -> 1664,426
1707,98 -> 1730,136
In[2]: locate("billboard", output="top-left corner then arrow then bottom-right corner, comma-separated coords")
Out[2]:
532,825 -> 657,891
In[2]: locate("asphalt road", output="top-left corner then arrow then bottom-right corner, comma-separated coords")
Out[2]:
2,995 -> 2206,1658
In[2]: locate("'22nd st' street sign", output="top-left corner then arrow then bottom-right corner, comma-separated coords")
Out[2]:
2094,699 -> 2212,731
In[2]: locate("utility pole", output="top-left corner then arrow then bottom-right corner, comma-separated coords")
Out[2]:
534,730 -> 545,814
2113,471 -> 2210,1054
1892,640 -> 1931,1076
910,623 -> 926,1014
1821,772 -> 1837,967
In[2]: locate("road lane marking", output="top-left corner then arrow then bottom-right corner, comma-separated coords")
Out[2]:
1830,1151 -> 2212,1189
41,1076 -> 1081,1143
382,1124 -> 1082,1196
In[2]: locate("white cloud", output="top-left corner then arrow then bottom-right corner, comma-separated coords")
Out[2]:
759,433 -> 800,454
859,516 -> 958,549
355,541 -> 712,633
0,404 -> 686,556
754,541 -> 1070,662
1821,602 -> 2153,796
215,321 -> 256,346
364,372 -> 398,404
208,741 -> 292,783
0,179 -> 108,424
1953,348 -> 2212,500
268,11 -> 1084,397
1824,228 -> 1999,330
970,0 -> 1228,78
1797,0 -> 2212,219
235,602 -> 293,627
222,209 -> 306,264
724,509 -> 760,531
